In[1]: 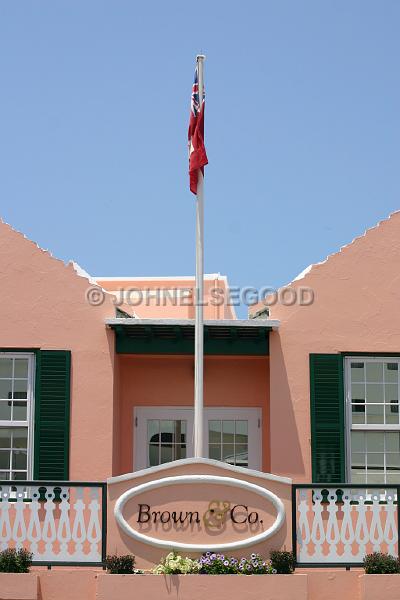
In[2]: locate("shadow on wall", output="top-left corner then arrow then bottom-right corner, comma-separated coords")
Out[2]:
270,334 -> 305,478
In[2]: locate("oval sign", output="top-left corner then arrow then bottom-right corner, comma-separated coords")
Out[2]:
114,474 -> 285,551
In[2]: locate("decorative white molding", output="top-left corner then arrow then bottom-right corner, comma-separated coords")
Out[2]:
114,474 -> 286,552
108,457 -> 292,485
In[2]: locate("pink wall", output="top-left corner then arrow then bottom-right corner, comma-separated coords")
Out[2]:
0,570 -> 391,600
0,221 -> 117,480
251,212 -> 400,480
96,276 -> 236,320
116,355 -> 270,475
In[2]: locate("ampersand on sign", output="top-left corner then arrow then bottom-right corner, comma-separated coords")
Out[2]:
203,500 -> 231,529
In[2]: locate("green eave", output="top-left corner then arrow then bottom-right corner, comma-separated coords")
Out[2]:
106,318 -> 279,356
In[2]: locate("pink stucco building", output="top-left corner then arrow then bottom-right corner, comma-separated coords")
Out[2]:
1,212 -> 400,599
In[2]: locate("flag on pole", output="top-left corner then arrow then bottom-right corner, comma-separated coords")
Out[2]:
188,65 -> 208,194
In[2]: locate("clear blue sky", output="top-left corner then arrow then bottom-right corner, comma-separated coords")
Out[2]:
1,1 -> 399,317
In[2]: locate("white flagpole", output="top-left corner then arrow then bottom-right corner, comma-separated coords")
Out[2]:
194,54 -> 205,458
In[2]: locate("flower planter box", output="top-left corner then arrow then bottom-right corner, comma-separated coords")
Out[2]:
0,573 -> 38,600
96,573 -> 307,600
360,574 -> 400,600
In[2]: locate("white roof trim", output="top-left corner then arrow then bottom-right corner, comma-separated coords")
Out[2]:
107,457 -> 292,485
106,317 -> 280,330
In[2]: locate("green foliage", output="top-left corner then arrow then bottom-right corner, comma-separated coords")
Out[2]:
363,553 -> 400,574
199,552 -> 275,575
0,548 -> 33,573
270,550 -> 295,574
153,551 -> 200,575
105,554 -> 136,574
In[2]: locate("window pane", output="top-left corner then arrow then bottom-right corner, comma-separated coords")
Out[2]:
235,445 -> 248,467
209,444 -> 221,460
160,445 -> 173,464
235,420 -> 248,436
351,431 -> 365,452
13,380 -> 27,400
385,404 -> 399,424
222,421 -> 234,444
367,453 -> 384,470
386,454 -> 400,470
366,384 -> 384,403
366,432 -> 384,453
368,472 -> 385,484
385,363 -> 398,383
12,429 -> 28,449
12,402 -> 27,421
176,422 -> 186,444
352,409 -> 365,424
160,420 -> 174,435
385,384 -> 398,403
351,362 -> 365,382
0,380 -> 12,400
0,428 -> 12,449
351,384 -> 365,402
160,420 -> 175,445
351,470 -> 367,484
366,362 -> 383,383
0,359 -> 12,378
148,444 -> 159,466
351,452 -> 365,468
208,420 -> 221,444
12,472 -> 27,481
0,450 -> 10,469
0,471 -> 10,480
175,445 -> 186,460
0,401 -> 11,420
12,450 -> 27,470
222,444 -> 235,464
147,420 -> 159,443
387,473 -> 400,484
366,404 -> 384,424
14,359 -> 28,378
386,432 -> 400,452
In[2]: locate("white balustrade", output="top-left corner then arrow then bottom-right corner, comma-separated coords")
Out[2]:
0,484 -> 104,563
296,487 -> 399,564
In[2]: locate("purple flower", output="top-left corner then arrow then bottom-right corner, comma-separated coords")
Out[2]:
210,553 -> 216,560
247,564 -> 252,570
251,553 -> 257,559
223,560 -> 229,566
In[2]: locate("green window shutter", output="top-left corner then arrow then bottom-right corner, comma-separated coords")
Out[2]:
310,354 -> 345,483
34,350 -> 71,480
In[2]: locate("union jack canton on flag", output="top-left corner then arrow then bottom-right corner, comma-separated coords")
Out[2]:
188,66 -> 208,195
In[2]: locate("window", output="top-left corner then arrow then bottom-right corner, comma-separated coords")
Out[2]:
346,357 -> 400,484
0,354 -> 34,481
208,419 -> 248,467
147,419 -> 187,466
134,407 -> 261,471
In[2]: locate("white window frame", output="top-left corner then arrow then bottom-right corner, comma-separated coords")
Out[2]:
0,352 -> 35,481
345,356 -> 400,484
134,406 -> 262,471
